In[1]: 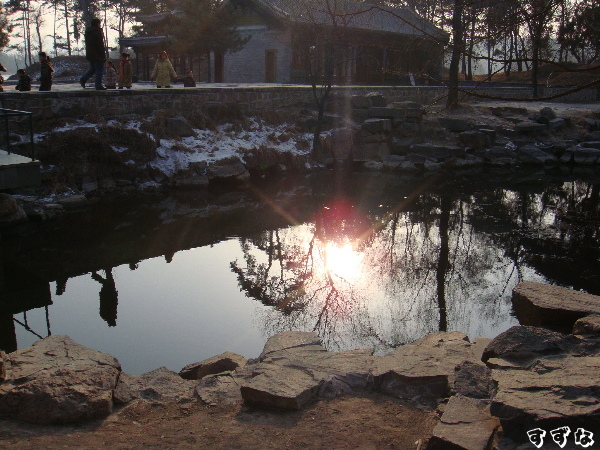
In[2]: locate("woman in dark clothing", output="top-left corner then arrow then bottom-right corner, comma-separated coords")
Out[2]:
39,52 -> 54,91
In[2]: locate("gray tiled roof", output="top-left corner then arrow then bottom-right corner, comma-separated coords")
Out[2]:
253,0 -> 447,41
120,35 -> 170,47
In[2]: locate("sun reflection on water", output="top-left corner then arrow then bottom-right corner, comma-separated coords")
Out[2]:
323,241 -> 364,281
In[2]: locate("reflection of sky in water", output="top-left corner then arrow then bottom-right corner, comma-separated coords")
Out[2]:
13,178 -> 596,376
16,241 -> 270,375
15,209 -> 542,375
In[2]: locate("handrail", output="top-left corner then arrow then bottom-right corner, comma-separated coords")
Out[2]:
0,107 -> 35,160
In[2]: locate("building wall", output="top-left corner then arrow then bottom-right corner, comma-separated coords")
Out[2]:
221,26 -> 292,83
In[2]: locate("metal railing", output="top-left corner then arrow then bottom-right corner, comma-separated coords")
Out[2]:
0,98 -> 35,160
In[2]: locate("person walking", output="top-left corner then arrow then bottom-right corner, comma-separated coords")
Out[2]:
150,51 -> 176,88
39,52 -> 54,91
80,18 -> 107,90
118,52 -> 133,89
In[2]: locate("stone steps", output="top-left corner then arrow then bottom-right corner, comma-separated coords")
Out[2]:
0,150 -> 41,189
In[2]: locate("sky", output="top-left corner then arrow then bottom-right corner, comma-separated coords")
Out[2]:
1,6 -> 126,74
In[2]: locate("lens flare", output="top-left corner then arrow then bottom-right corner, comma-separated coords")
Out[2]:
323,242 -> 363,280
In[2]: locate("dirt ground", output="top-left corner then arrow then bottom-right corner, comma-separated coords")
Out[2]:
0,393 -> 438,449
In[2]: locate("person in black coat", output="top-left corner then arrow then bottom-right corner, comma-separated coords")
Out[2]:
79,18 -> 107,90
39,52 -> 54,91
183,70 -> 196,87
15,69 -> 32,91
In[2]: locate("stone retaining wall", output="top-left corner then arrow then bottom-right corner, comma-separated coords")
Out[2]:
0,85 -> 597,121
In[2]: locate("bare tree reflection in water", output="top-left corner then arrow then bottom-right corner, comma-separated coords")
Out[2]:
229,182 -> 557,352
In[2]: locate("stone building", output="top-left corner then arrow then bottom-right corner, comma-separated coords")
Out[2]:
219,0 -> 448,85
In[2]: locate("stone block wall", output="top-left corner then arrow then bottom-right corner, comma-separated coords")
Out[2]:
0,85 -> 597,122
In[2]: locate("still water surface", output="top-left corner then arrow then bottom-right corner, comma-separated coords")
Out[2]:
3,170 -> 599,374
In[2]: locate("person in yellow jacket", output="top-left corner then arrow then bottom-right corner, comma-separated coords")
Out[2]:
150,51 -> 177,88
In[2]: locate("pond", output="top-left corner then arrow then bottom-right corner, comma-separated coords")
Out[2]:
2,168 -> 599,375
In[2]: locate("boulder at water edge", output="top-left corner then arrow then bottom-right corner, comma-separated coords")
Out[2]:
0,335 -> 121,424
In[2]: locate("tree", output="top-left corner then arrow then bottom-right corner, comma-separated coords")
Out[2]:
169,0 -> 249,58
558,0 -> 600,64
0,3 -> 9,50
279,0 -> 374,155
5,0 -> 35,66
446,0 -> 464,107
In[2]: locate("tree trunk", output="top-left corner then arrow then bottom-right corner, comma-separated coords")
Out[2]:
447,0 -> 464,108
64,0 -> 71,56
436,195 -> 452,332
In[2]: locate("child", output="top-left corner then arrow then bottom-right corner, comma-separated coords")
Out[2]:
15,69 -> 32,91
118,52 -> 133,89
39,52 -> 54,91
150,51 -> 176,88
104,60 -> 117,89
183,70 -> 196,87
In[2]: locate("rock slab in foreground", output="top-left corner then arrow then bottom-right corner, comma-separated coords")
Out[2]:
427,395 -> 499,450
179,351 -> 247,380
371,332 -> 483,407
116,367 -> 198,404
490,355 -> 600,441
0,335 -> 121,424
512,281 -> 600,329
240,331 -> 374,410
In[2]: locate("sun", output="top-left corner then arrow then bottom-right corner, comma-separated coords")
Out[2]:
323,242 -> 364,280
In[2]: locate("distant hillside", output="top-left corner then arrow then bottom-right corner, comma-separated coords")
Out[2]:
4,55 -> 89,82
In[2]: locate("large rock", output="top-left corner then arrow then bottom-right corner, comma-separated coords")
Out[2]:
350,95 -> 371,109
117,366 -> 197,403
259,331 -> 324,359
195,372 -> 243,405
438,118 -> 473,132
0,193 -> 27,226
458,131 -> 489,150
517,145 -> 556,165
365,92 -> 387,107
512,281 -> 600,329
410,144 -> 464,161
240,332 -> 373,410
207,157 -> 250,181
514,122 -> 547,134
240,363 -> 323,410
539,107 -> 557,120
481,326 -> 574,365
57,194 -> 90,210
0,335 -> 121,424
490,355 -> 600,441
329,127 -> 354,162
179,351 -> 247,380
368,107 -> 404,119
362,118 -> 392,134
573,314 -> 600,336
174,175 -> 209,189
453,361 -> 494,399
371,332 -> 481,407
166,116 -> 195,137
427,395 -> 499,450
0,351 -> 6,383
